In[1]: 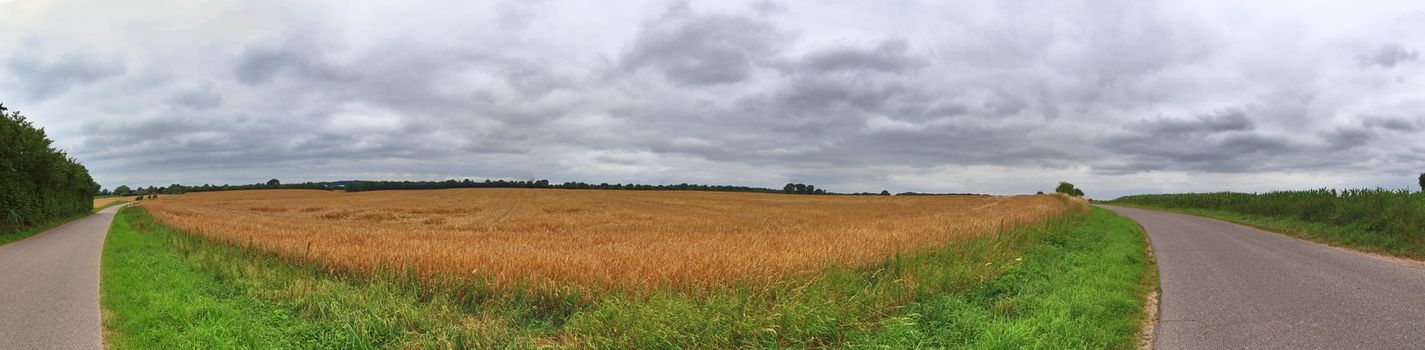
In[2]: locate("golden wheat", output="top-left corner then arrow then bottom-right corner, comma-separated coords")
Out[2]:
140,189 -> 1073,291
94,196 -> 131,209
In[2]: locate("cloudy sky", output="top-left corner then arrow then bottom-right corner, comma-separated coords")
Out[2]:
3,0 -> 1424,198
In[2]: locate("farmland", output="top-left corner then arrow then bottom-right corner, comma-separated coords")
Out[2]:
139,189 -> 1070,291
1111,188 -> 1425,259
101,189 -> 1156,348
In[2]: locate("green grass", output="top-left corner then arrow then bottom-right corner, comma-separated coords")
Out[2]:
848,208 -> 1154,349
1112,203 -> 1425,260
1111,189 -> 1425,259
102,207 -> 1152,349
0,212 -> 90,246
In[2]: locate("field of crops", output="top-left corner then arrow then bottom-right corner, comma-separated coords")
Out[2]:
1112,189 -> 1424,237
93,197 -> 130,209
139,189 -> 1072,292
1112,188 -> 1425,257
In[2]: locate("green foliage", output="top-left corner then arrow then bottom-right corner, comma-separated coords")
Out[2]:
267,178 -> 281,187
1418,173 -> 1424,192
1112,188 -> 1425,258
114,185 -> 131,196
1055,182 -> 1084,197
103,207 -> 1151,348
0,103 -> 97,238
781,182 -> 827,195
852,208 -> 1152,349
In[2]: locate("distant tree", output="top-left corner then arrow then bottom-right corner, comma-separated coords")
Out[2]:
794,183 -> 807,194
880,190 -> 891,195
114,185 -> 131,196
814,188 -> 826,195
1073,188 -> 1085,197
267,178 -> 281,187
784,183 -> 796,193
1419,173 -> 1424,192
1036,191 -> 1045,195
805,184 -> 816,194
1055,182 -> 1077,195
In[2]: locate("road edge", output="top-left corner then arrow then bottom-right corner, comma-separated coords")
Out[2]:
1114,206 -> 1160,350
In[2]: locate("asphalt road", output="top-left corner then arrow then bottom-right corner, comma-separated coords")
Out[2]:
0,205 -> 125,350
1103,205 -> 1425,349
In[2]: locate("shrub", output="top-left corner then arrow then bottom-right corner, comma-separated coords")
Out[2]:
0,103 -> 97,233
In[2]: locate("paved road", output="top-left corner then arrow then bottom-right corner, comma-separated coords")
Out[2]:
0,204 -> 125,350
1103,205 -> 1425,349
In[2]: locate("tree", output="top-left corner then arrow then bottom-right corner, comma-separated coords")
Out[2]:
1419,173 -> 1424,192
267,178 -> 281,187
794,183 -> 807,194
880,190 -> 891,195
805,184 -> 816,194
1,103 -> 97,232
784,183 -> 797,193
1055,182 -> 1084,197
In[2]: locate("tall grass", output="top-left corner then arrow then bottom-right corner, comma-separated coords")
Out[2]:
1112,188 -> 1425,257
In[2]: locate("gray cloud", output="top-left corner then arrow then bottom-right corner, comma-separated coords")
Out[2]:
791,39 -> 923,74
1102,110 -> 1297,173
1361,116 -> 1418,132
620,6 -> 784,86
1358,44 -> 1419,68
6,50 -> 123,100
4,0 -> 1425,198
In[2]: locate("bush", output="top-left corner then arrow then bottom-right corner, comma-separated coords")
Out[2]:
1055,182 -> 1085,197
1,103 -> 97,234
1111,188 -> 1425,244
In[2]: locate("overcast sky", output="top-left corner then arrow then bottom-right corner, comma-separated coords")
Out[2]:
3,0 -> 1424,198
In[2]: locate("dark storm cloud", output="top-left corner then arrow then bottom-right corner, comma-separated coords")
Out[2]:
5,50 -> 123,100
1358,44 -> 1419,68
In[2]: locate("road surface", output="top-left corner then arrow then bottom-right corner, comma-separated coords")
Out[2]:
0,204 -> 125,350
1104,205 -> 1425,349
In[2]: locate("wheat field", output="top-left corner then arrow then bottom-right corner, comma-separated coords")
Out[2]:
139,189 -> 1074,291
94,196 -> 133,209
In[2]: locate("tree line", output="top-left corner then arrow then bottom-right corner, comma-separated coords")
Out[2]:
107,178 -> 851,195
1,104 -> 98,234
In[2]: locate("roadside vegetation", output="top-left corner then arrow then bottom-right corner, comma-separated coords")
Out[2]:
103,193 -> 1153,348
1111,188 -> 1425,259
0,103 -> 98,245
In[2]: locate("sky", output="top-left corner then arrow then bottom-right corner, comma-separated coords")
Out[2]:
2,0 -> 1423,199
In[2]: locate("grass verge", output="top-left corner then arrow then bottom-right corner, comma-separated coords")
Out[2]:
102,206 -> 1151,348
0,212 -> 90,246
94,200 -> 130,213
1112,203 -> 1425,260
849,208 -> 1153,348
